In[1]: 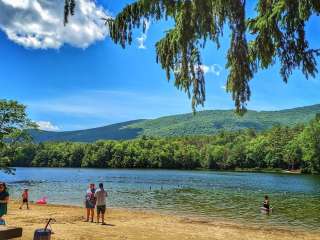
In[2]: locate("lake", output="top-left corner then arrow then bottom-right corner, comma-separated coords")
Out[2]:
1,168 -> 320,231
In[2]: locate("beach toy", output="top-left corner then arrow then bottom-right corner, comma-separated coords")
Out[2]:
36,197 -> 48,205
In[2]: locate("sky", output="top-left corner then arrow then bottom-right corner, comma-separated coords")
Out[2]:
0,0 -> 320,131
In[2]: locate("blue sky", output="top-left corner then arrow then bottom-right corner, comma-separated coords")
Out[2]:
0,0 -> 320,131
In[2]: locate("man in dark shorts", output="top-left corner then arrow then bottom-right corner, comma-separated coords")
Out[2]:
94,183 -> 108,225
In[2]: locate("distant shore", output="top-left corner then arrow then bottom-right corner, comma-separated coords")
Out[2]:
11,166 -> 306,175
233,168 -> 302,174
5,201 -> 320,240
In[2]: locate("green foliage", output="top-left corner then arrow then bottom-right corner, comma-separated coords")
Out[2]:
102,0 -> 320,113
63,1 -> 319,112
4,115 -> 320,174
246,135 -> 268,168
284,138 -> 303,170
0,100 -> 35,173
106,0 -> 254,112
0,100 -> 35,141
30,104 -> 320,142
248,0 -> 320,82
298,118 -> 320,173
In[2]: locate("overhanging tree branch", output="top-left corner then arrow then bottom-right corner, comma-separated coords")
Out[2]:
65,0 -> 320,114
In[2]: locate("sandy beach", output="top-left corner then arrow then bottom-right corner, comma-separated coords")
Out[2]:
3,201 -> 319,240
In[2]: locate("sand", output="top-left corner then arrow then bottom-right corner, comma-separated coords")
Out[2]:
4,201 -> 320,240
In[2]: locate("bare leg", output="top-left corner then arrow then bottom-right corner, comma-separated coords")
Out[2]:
86,208 -> 90,221
97,213 -> 100,223
101,213 -> 105,224
27,202 -> 29,209
90,209 -> 94,222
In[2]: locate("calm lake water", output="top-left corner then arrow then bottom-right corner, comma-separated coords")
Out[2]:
1,168 -> 320,231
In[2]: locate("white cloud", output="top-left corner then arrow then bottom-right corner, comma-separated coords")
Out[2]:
191,64 -> 223,76
199,65 -> 210,74
36,121 -> 60,131
211,64 -> 223,76
199,64 -> 223,76
136,20 -> 150,49
137,34 -> 147,49
2,0 -> 29,9
0,0 -> 110,49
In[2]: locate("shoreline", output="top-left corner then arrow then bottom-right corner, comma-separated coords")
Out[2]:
9,166 -> 308,175
5,201 -> 320,240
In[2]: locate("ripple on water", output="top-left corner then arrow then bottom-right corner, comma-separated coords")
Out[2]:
1,168 -> 320,231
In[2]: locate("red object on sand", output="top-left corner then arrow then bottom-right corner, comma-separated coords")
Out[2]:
36,197 -> 48,205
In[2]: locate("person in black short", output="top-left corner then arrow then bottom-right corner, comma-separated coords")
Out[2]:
94,183 -> 108,225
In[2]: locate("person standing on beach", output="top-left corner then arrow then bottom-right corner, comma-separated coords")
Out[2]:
19,188 -> 29,210
94,183 -> 108,225
0,182 -> 9,225
85,183 -> 96,222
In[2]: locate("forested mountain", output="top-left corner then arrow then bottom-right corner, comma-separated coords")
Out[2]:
8,117 -> 320,174
30,104 -> 320,142
29,120 -> 144,142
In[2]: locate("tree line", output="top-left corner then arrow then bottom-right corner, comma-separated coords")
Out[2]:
2,115 -> 320,174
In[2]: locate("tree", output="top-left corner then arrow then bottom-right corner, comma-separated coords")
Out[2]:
246,135 -> 268,168
264,126 -> 293,168
0,100 -> 35,173
203,145 -> 226,169
64,1 -> 320,113
2,120 -> 320,173
284,138 -> 303,170
299,118 -> 320,173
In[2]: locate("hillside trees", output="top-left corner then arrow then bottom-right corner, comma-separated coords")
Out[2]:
4,116 -> 320,174
299,118 -> 320,173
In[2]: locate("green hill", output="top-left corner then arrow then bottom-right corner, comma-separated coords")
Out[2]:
30,104 -> 320,142
29,120 -> 144,142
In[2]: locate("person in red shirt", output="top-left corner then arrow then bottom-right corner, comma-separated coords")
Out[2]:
19,188 -> 29,210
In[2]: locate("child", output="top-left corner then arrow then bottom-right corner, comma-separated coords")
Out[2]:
263,195 -> 270,210
0,182 -> 9,225
19,188 -> 29,210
